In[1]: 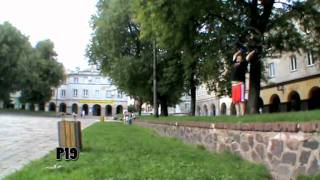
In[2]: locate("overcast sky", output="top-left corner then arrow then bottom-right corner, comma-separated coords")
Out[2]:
0,0 -> 98,71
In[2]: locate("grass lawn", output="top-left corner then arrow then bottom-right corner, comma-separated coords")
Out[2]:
138,110 -> 320,123
0,109 -> 58,117
5,123 -> 271,180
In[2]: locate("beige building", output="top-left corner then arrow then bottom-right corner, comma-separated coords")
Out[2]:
46,67 -> 128,116
260,51 -> 320,112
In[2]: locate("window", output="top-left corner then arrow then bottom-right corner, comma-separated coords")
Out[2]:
95,90 -> 100,97
291,55 -> 297,71
106,90 -> 112,98
61,90 -> 66,97
73,77 -> 79,83
268,63 -> 275,78
83,89 -> 88,97
73,89 -> 78,97
307,51 -> 315,66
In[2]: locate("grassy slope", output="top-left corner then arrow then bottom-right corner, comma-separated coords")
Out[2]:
5,123 -> 271,180
139,110 -> 320,123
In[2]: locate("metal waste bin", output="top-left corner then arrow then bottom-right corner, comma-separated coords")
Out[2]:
58,120 -> 82,149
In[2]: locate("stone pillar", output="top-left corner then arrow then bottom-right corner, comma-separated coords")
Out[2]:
67,106 -> 72,114
112,105 -> 117,116
34,104 -> 39,111
45,103 -> 49,112
101,106 -> 105,117
78,105 -> 81,115
89,105 -> 93,116
56,103 -> 60,112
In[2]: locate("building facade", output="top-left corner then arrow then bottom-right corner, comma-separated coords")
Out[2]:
46,68 -> 128,116
260,51 -> 320,113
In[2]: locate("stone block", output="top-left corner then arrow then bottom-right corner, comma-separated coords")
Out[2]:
299,151 -> 311,165
270,140 -> 283,158
255,144 -> 265,159
300,123 -> 317,133
263,123 -> 273,132
240,141 -> 250,152
256,134 -> 264,143
303,141 -> 319,150
287,140 -> 300,151
281,152 -> 297,165
256,123 -> 265,131
272,123 -> 282,132
276,165 -> 291,177
282,123 -> 298,132
231,142 -> 239,152
251,151 -> 261,162
307,158 -> 320,175
248,135 -> 254,148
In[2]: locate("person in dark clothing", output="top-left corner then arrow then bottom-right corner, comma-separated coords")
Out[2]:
231,48 -> 255,116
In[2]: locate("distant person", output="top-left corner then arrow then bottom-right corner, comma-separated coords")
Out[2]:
231,46 -> 255,116
81,110 -> 85,118
72,112 -> 77,120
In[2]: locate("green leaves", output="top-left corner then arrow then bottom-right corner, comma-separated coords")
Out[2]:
88,0 -> 185,112
19,40 -> 64,104
0,22 -> 64,105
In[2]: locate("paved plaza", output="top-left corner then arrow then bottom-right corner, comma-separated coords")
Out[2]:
0,114 -> 97,179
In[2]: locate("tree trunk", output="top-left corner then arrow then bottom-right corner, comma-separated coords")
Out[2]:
160,97 -> 168,116
248,57 -> 261,114
137,99 -> 142,116
190,75 -> 196,116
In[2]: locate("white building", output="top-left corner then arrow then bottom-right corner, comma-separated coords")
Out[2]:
47,67 -> 128,116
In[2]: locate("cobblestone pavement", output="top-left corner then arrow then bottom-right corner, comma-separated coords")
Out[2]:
0,114 -> 97,179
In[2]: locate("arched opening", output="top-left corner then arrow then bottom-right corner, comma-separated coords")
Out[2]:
269,94 -> 280,113
210,104 -> 216,116
116,105 -> 123,114
203,105 -> 208,116
39,102 -> 45,111
105,105 -> 112,116
196,106 -> 201,116
258,97 -> 264,113
308,86 -> 320,110
21,104 -> 26,110
72,103 -> 78,114
59,103 -> 66,113
82,104 -> 89,115
221,103 -> 226,115
287,91 -> 301,111
230,103 -> 236,115
49,102 -> 56,112
93,104 -> 101,116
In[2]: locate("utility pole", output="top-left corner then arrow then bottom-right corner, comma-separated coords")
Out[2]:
153,38 -> 158,117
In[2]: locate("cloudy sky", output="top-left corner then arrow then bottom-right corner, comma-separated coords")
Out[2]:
0,0 -> 98,70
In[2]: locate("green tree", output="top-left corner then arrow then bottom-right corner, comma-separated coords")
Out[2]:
87,0 -> 184,116
0,22 -> 33,102
134,0 -> 320,114
19,40 -> 64,106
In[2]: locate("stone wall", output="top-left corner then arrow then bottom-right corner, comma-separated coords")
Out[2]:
135,121 -> 320,180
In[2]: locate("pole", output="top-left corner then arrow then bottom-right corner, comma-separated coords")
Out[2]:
153,38 -> 158,117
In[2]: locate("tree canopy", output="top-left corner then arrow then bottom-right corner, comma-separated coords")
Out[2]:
133,0 -> 320,114
88,0 -> 319,115
0,22 -> 64,107
87,0 -> 185,115
19,40 -> 65,104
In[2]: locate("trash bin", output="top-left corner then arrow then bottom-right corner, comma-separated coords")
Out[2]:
58,120 -> 82,149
